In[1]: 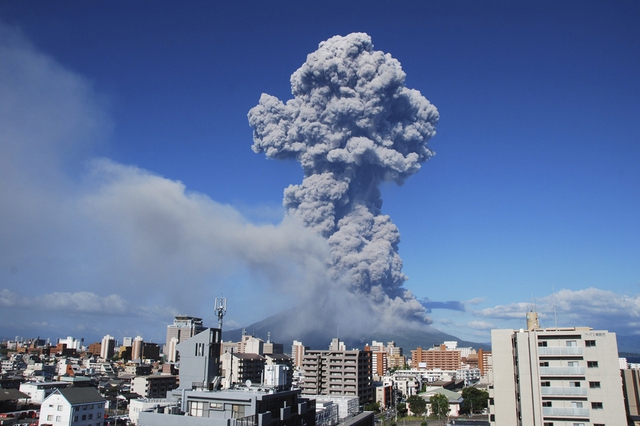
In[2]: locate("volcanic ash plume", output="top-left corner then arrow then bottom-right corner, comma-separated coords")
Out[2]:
248,33 -> 439,326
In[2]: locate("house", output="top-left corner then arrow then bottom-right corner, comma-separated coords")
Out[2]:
38,387 -> 105,426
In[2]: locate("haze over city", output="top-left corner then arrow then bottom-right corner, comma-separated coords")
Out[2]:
0,1 -> 638,346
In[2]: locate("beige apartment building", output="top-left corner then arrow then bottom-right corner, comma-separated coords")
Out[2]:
490,317 -> 626,426
301,338 -> 374,405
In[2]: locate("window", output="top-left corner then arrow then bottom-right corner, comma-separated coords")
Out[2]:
83,405 -> 88,410
593,424 -> 605,426
571,402 -> 583,408
568,361 -> 579,367
82,414 -> 87,420
89,413 -> 93,419
210,402 -> 223,410
585,340 -> 596,347
570,381 -> 581,387
591,402 -> 603,409
189,401 -> 206,417
542,401 -> 552,407
89,404 -> 94,409
544,423 -> 554,426
587,361 -> 599,368
540,361 -> 549,367
541,381 -> 550,387
74,416 -> 78,422
538,341 -> 548,347
589,381 -> 601,388
572,424 -> 585,426
57,405 -> 63,411
566,340 -> 577,346
55,416 -> 61,422
47,415 -> 53,421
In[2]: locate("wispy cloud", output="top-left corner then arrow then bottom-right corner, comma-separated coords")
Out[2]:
420,298 -> 466,312
476,288 -> 640,335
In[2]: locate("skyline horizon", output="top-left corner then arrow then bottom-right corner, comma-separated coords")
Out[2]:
1,1 -> 638,344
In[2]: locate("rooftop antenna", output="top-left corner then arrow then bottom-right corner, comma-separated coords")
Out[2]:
214,297 -> 227,330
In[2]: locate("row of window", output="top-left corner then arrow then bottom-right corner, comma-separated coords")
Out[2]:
538,340 -> 596,347
544,423 -> 604,426
47,413 -> 102,422
540,381 -> 600,388
541,401 -> 603,409
538,361 -> 599,367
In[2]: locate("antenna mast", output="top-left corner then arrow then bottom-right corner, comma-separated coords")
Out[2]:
214,297 -> 227,330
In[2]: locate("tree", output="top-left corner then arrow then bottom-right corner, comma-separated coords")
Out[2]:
407,395 -> 427,417
396,402 -> 407,418
364,402 -> 380,413
429,393 -> 449,419
460,387 -> 489,415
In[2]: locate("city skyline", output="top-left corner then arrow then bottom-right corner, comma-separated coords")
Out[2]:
0,1 -> 639,344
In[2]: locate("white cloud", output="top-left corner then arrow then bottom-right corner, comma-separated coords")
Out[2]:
476,288 -> 640,335
468,320 -> 494,330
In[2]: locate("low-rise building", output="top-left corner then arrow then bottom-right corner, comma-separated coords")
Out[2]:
38,387 -> 105,426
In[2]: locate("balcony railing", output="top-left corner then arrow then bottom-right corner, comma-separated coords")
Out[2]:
541,387 -> 587,396
539,367 -> 585,376
538,347 -> 583,356
542,407 -> 589,417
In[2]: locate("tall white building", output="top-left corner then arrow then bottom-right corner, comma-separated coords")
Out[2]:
100,334 -> 115,360
490,318 -> 626,426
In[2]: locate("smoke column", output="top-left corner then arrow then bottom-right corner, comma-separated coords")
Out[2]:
249,33 -> 439,327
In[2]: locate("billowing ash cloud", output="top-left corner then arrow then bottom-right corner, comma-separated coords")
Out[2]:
249,33 -> 439,324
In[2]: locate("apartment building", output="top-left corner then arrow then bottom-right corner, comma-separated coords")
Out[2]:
490,321 -> 626,426
411,345 -> 461,371
131,375 -> 178,398
301,338 -> 373,405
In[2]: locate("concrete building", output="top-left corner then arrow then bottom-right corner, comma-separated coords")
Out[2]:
131,375 -> 178,398
490,322 -> 626,426
221,352 -> 266,388
164,315 -> 205,362
38,387 -> 105,426
291,340 -> 307,368
411,345 -> 461,371
301,338 -> 373,405
20,381 -> 71,405
100,334 -> 115,360
133,326 -> 316,426
622,368 -> 640,425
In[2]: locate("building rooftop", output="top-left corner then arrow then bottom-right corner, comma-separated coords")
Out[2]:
58,387 -> 105,405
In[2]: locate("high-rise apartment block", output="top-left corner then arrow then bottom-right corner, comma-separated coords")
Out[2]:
100,334 -> 115,360
301,338 -> 373,405
165,315 -> 205,361
411,344 -> 461,370
490,320 -> 626,426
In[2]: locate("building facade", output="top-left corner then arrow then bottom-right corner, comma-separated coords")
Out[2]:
490,325 -> 626,426
301,338 -> 373,405
38,387 -> 105,426
131,375 -> 178,399
164,315 -> 205,361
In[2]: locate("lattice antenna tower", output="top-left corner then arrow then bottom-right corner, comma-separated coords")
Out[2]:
214,297 -> 227,330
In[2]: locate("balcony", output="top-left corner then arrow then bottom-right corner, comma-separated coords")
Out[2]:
539,367 -> 585,376
542,407 -> 589,417
541,387 -> 587,396
538,347 -> 583,356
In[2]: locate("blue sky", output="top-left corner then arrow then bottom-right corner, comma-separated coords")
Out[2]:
1,1 -> 638,346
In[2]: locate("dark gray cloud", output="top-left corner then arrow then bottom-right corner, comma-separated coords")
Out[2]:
249,33 -> 439,328
420,298 -> 466,312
